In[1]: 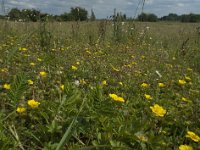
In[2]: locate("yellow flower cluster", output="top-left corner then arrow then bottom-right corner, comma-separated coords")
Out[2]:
109,94 -> 125,102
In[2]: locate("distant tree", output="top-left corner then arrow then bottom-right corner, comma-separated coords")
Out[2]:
8,8 -> 21,20
70,7 -> 88,21
60,12 -> 72,21
180,13 -> 200,22
90,9 -> 96,21
138,13 -> 158,22
148,13 -> 158,22
160,13 -> 180,21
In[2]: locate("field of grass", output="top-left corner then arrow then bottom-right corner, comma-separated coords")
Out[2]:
0,20 -> 200,150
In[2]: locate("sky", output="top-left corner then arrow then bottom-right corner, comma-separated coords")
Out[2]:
2,0 -> 200,18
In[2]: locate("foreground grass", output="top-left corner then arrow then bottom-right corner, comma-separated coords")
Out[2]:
0,21 -> 200,149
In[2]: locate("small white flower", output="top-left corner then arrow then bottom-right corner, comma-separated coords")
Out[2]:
74,80 -> 80,86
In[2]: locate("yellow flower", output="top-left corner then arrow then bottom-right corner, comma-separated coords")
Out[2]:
178,79 -> 186,85
39,71 -> 47,77
144,94 -> 153,100
19,47 -> 27,51
3,83 -> 11,90
80,79 -> 86,85
141,83 -> 150,88
141,55 -> 145,59
101,80 -> 107,85
109,94 -> 125,102
76,61 -> 80,65
1,68 -> 8,72
186,131 -> 200,142
27,99 -> 40,108
150,104 -> 166,117
37,58 -> 43,62
16,107 -> 26,113
118,82 -> 123,86
158,83 -> 165,88
71,65 -> 77,70
179,145 -> 193,150
60,84 -> 64,91
27,80 -> 34,85
30,62 -> 35,66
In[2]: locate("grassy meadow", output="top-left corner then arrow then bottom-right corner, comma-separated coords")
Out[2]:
0,20 -> 200,149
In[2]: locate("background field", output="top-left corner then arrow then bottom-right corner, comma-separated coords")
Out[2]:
0,20 -> 200,149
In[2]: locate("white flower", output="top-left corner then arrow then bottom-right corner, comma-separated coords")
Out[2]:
74,80 -> 80,86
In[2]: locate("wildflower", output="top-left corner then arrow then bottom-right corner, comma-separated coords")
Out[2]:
101,80 -> 107,85
60,84 -> 64,91
76,61 -> 80,65
150,104 -> 166,117
16,107 -> 26,113
135,132 -> 148,142
27,99 -> 40,108
158,83 -> 165,88
109,94 -> 125,102
1,68 -> 8,72
19,47 -> 27,51
27,80 -> 34,85
74,80 -> 80,86
39,71 -> 47,77
144,94 -> 153,100
141,55 -> 145,59
186,131 -> 200,142
30,62 -> 35,66
71,65 -> 77,70
80,79 -> 86,85
178,79 -> 186,85
179,145 -> 193,150
37,58 -> 43,62
3,83 -> 11,90
141,83 -> 150,88
118,82 -> 123,86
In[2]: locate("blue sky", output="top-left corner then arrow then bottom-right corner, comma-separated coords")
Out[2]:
3,0 -> 200,18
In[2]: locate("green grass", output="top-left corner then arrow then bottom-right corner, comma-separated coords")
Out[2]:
0,20 -> 200,149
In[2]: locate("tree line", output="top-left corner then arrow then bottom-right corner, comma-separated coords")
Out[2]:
137,13 -> 200,22
1,7 -> 200,22
4,7 -> 91,22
